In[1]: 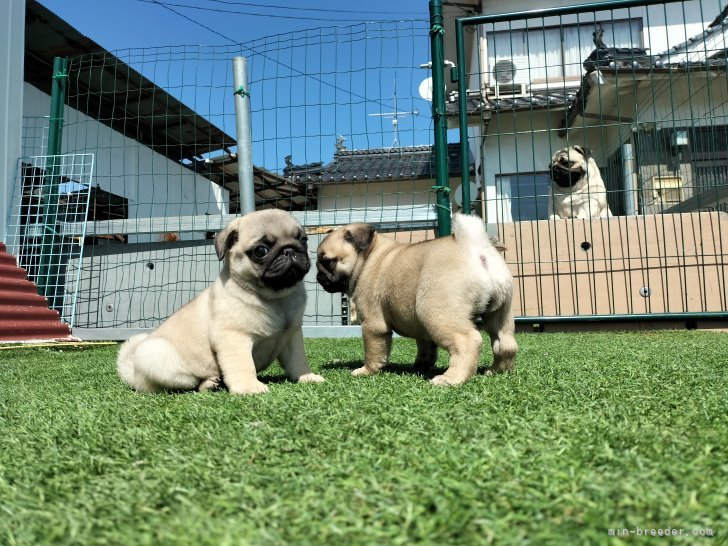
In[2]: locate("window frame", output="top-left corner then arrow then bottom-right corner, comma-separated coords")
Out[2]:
486,17 -> 645,85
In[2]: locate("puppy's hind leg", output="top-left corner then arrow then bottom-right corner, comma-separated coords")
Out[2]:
482,301 -> 518,375
117,334 -> 149,388
130,337 -> 202,392
427,321 -> 482,386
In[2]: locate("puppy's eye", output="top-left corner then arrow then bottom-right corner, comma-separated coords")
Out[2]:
252,245 -> 270,259
320,256 -> 336,268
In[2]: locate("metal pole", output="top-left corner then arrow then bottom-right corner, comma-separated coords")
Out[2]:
621,142 -> 637,215
232,56 -> 256,215
429,0 -> 451,236
38,56 -> 68,305
456,19 -> 471,214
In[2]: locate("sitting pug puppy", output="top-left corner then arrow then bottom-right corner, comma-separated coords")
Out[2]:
316,213 -> 517,386
549,145 -> 612,219
117,209 -> 324,395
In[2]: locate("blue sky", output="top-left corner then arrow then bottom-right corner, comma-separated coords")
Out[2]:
38,1 -> 439,171
39,1 -> 430,50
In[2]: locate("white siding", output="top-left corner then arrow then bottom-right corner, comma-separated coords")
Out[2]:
22,83 -> 229,242
0,0 -> 25,242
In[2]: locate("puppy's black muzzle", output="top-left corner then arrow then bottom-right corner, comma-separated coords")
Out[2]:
550,162 -> 581,188
316,261 -> 348,294
263,245 -> 310,290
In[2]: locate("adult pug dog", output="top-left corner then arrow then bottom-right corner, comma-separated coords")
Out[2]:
117,209 -> 324,395
316,213 -> 517,386
548,145 -> 612,219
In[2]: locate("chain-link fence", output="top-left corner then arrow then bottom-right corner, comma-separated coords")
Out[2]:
452,0 -> 728,325
10,0 -> 727,337
42,20 -> 458,335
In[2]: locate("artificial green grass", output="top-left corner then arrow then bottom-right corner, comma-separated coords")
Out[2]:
0,331 -> 726,545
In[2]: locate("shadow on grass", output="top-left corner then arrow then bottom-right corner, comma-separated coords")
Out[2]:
322,359 -> 499,378
322,359 -> 441,379
152,358 -> 500,393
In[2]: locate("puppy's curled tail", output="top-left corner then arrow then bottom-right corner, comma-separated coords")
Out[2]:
116,333 -> 149,389
452,213 -> 499,252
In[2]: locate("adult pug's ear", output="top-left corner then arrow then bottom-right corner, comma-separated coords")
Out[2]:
573,145 -> 593,159
214,224 -> 239,261
343,223 -> 376,252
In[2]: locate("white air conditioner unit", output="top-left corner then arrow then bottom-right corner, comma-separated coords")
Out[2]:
486,58 -> 531,98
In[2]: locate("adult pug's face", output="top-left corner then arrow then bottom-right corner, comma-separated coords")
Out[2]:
316,224 -> 375,294
215,210 -> 310,291
549,146 -> 590,189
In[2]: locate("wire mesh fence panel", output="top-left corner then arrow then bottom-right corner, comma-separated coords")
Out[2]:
55,20 -> 454,332
22,116 -> 50,157
6,153 -> 95,326
454,0 -> 728,320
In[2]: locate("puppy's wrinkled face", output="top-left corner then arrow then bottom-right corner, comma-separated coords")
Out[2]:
215,210 -> 310,292
549,146 -> 591,189
316,224 -> 375,294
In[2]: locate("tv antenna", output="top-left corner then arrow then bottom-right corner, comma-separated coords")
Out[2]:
368,79 -> 418,149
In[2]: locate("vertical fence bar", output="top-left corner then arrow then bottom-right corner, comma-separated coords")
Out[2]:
233,56 -> 256,215
455,19 -> 472,215
38,56 -> 68,307
430,0 -> 452,236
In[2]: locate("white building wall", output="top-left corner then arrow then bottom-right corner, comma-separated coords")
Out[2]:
0,0 -> 25,243
479,0 -> 713,44
22,83 -> 229,242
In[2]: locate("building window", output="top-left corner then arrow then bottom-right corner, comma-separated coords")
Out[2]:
487,19 -> 643,85
643,175 -> 684,213
495,173 -> 551,222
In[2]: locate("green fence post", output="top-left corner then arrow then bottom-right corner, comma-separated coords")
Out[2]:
429,0 -> 451,236
38,56 -> 68,308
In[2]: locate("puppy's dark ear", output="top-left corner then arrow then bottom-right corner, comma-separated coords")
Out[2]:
344,224 -> 376,252
214,225 -> 238,261
573,145 -> 592,159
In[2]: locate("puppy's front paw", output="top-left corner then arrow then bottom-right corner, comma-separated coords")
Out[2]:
297,373 -> 325,384
198,376 -> 222,391
352,366 -> 376,377
229,380 -> 269,395
484,367 -> 513,376
431,374 -> 465,386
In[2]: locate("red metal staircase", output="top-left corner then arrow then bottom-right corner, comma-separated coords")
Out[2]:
0,242 -> 73,342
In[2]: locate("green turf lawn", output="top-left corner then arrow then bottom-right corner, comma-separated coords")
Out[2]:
0,331 -> 726,545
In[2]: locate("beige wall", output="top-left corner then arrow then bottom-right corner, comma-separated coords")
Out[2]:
316,178 -> 461,243
317,178 -> 446,210
499,211 -> 728,316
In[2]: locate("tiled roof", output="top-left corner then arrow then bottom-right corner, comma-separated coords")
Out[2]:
445,88 -> 579,116
289,143 -> 472,184
652,4 -> 728,66
561,6 -> 728,134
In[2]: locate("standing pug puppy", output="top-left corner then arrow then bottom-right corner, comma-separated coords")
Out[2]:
316,213 -> 517,386
117,209 -> 324,395
548,145 -> 612,219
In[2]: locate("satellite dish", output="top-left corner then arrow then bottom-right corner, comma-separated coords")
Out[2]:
453,182 -> 479,210
418,77 -> 434,101
493,59 -> 517,84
